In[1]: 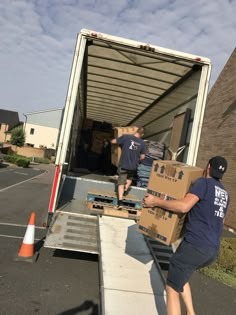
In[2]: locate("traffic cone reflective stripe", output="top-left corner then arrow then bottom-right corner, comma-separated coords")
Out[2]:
18,212 -> 36,258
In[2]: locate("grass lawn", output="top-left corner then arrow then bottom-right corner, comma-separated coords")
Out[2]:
199,237 -> 236,289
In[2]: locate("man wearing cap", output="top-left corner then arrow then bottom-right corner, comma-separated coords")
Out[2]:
143,156 -> 229,315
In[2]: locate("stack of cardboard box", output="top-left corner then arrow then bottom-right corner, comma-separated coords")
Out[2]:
111,126 -> 138,167
138,160 -> 204,245
90,130 -> 113,154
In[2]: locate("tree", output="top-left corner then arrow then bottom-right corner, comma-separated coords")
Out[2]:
10,126 -> 25,147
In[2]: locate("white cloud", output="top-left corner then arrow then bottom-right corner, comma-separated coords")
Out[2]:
0,0 -> 235,120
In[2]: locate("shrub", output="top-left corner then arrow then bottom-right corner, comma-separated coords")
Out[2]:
3,154 -> 30,168
33,157 -> 50,164
16,158 -> 30,168
3,154 -> 18,164
10,126 -> 25,147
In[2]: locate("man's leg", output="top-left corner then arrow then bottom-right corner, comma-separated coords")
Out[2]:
180,282 -> 196,315
124,179 -> 132,193
166,284 -> 181,315
115,171 -> 127,209
118,184 -> 125,201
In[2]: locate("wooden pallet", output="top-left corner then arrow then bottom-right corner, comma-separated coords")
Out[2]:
87,191 -> 142,210
87,201 -> 142,220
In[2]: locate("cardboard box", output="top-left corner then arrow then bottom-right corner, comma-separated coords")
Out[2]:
138,160 -> 204,245
83,118 -> 93,129
111,126 -> 138,167
147,160 -> 204,199
90,130 -> 113,154
138,207 -> 186,245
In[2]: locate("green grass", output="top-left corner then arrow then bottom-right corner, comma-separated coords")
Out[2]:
199,237 -> 236,289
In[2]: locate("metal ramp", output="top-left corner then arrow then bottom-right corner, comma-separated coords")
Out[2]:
146,237 -> 174,266
44,211 -> 99,254
145,237 -> 174,284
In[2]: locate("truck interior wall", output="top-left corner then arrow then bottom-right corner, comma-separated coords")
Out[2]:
66,88 -> 85,171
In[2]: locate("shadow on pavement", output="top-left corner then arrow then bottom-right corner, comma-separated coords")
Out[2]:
57,300 -> 99,315
53,249 -> 99,262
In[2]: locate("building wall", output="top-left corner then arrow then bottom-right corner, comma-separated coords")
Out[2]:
197,49 -> 236,230
24,123 -> 59,149
0,123 -> 8,142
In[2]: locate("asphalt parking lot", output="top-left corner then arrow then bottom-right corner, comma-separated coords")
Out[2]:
0,163 -> 100,315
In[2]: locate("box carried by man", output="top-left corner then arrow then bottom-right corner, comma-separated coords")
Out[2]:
138,160 -> 204,245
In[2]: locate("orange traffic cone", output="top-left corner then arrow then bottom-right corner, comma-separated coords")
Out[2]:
16,212 -> 36,262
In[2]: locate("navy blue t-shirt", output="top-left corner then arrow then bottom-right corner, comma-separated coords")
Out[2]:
117,135 -> 145,170
185,177 -> 229,249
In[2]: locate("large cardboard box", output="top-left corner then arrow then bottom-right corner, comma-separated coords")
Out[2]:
138,207 -> 186,245
147,160 -> 204,199
138,160 -> 204,245
90,130 -> 113,154
83,118 -> 94,129
111,126 -> 138,167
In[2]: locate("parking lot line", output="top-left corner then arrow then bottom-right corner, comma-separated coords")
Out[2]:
0,234 -> 41,241
13,171 -> 28,175
0,222 -> 46,229
0,171 -> 46,192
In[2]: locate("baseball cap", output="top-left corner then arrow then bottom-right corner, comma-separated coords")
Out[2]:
209,156 -> 227,179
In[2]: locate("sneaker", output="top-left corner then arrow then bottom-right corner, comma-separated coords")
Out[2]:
123,190 -> 128,197
114,204 -> 123,210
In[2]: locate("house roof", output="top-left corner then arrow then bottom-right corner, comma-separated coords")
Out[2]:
0,109 -> 20,129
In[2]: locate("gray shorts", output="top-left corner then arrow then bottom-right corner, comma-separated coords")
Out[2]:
117,168 -> 136,185
167,239 -> 218,292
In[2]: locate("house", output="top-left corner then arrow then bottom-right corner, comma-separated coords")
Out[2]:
197,48 -> 236,231
24,108 -> 63,149
0,109 -> 20,143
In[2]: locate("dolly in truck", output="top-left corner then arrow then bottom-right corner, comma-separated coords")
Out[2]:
44,29 -> 211,314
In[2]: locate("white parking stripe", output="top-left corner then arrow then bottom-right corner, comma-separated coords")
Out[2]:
0,171 -> 46,192
14,171 -> 28,175
0,222 -> 46,229
0,234 -> 41,241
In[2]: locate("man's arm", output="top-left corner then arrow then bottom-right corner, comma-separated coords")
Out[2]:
143,193 -> 199,213
140,153 -> 145,160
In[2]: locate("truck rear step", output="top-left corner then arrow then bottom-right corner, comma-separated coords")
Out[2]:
44,211 -> 99,254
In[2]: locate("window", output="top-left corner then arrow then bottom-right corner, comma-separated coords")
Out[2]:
30,128 -> 35,135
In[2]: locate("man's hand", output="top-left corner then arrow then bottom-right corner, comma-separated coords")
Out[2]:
111,138 -> 117,144
143,193 -> 165,208
143,192 -> 199,213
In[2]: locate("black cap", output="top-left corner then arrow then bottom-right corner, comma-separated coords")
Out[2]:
209,156 -> 227,179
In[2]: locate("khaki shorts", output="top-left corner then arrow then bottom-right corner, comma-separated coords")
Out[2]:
117,168 -> 136,185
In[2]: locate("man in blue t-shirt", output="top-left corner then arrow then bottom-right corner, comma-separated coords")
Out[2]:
111,127 -> 146,209
143,156 -> 229,315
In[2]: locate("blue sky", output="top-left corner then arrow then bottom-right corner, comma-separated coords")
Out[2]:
0,0 -> 235,120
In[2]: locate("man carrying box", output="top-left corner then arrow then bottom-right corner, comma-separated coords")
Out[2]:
111,127 -> 145,209
143,156 -> 229,315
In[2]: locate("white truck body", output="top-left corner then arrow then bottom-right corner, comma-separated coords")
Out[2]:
44,29 -> 211,314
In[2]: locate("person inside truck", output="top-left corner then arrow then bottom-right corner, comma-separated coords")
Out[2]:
142,156 -> 229,315
111,127 -> 146,210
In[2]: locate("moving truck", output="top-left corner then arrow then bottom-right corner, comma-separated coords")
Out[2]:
44,29 -> 211,314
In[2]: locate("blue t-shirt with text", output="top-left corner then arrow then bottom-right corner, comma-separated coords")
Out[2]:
117,135 -> 145,170
185,177 -> 229,249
